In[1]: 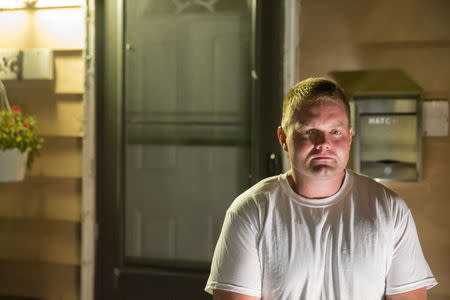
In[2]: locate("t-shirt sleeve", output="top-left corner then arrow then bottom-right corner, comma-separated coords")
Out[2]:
205,210 -> 262,297
385,209 -> 438,295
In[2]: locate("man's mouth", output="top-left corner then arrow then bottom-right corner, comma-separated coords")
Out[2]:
311,156 -> 334,160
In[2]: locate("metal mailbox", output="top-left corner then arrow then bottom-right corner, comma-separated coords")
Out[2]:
353,95 -> 422,181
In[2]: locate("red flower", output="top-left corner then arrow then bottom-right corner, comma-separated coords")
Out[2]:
11,105 -> 21,112
23,122 -> 30,128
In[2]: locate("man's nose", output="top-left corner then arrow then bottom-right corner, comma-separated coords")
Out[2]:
311,131 -> 331,149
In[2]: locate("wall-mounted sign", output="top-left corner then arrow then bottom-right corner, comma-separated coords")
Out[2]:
23,48 -> 54,80
422,100 -> 449,137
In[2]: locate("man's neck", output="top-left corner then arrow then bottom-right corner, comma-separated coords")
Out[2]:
288,170 -> 346,199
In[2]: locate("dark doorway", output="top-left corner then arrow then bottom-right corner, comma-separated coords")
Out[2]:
96,1 -> 284,299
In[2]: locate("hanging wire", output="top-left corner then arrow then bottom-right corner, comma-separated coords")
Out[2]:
0,79 -> 12,112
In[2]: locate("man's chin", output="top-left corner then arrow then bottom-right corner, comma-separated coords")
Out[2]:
309,165 -> 342,177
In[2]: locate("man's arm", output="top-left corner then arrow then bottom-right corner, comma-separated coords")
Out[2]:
213,290 -> 260,300
386,287 -> 427,300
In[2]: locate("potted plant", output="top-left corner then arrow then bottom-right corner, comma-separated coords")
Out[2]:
0,80 -> 43,182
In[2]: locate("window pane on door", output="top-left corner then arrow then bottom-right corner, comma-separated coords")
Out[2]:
124,0 -> 252,264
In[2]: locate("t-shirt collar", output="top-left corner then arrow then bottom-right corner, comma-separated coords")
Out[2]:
279,169 -> 353,207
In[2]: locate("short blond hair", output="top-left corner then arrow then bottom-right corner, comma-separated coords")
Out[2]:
281,77 -> 350,132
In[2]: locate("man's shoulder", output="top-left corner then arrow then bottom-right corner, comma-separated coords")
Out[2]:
349,169 -> 392,192
227,174 -> 282,216
347,169 -> 409,211
246,174 -> 282,196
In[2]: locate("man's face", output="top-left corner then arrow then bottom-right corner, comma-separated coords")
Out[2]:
279,99 -> 352,180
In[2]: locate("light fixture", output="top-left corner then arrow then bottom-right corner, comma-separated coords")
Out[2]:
0,0 -> 82,10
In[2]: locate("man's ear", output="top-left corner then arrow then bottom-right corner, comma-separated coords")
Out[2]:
277,126 -> 288,152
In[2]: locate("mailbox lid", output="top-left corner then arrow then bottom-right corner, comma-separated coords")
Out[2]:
355,97 -> 418,114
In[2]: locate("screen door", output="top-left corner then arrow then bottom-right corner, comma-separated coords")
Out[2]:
124,0 -> 253,268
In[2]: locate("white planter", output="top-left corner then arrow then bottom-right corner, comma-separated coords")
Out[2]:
0,149 -> 29,182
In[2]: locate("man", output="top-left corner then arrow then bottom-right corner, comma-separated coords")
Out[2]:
205,78 -> 437,299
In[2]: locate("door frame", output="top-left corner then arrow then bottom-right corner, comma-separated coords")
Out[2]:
81,1 -> 97,300
95,0 -> 287,298
281,0 -> 301,171
95,0 -> 124,298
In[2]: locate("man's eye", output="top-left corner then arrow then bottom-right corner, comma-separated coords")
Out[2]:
331,130 -> 341,135
303,129 -> 312,135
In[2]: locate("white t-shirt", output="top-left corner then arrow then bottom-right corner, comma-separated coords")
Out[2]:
205,170 -> 437,299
